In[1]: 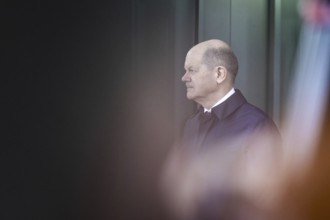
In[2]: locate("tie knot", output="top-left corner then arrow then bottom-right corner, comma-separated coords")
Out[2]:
199,111 -> 214,124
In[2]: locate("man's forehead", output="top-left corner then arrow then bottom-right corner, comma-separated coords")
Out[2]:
185,48 -> 204,65
184,59 -> 192,68
186,47 -> 203,60
184,54 -> 196,66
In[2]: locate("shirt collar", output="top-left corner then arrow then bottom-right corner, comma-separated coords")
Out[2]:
204,88 -> 235,112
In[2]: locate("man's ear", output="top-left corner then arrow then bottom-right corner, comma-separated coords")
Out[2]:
216,66 -> 227,84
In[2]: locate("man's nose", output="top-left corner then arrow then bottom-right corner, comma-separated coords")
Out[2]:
181,72 -> 190,82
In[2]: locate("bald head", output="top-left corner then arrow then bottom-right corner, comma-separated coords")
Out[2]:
189,39 -> 239,83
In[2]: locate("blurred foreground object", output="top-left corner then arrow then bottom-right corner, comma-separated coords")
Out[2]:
161,129 -> 282,220
282,0 -> 330,176
275,0 -> 330,219
299,0 -> 330,25
277,107 -> 330,220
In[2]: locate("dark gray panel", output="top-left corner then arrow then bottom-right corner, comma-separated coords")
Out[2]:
231,0 -> 268,111
198,0 -> 231,42
173,0 -> 197,136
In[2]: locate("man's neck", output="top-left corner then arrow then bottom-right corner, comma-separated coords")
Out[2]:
203,88 -> 235,112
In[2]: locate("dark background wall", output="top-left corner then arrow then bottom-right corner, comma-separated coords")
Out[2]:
3,0 -> 195,219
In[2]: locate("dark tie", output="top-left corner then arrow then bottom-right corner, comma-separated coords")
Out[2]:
199,111 -> 213,124
198,111 -> 215,137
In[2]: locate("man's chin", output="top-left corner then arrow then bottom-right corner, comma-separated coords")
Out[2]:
186,93 -> 195,100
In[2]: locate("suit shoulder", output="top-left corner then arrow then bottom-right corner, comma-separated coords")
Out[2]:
238,103 -> 271,120
233,103 -> 278,129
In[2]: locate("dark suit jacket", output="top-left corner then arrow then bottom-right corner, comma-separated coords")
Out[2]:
171,90 -> 281,220
181,89 -> 280,153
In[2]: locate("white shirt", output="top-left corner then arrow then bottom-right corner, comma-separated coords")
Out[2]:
204,88 -> 235,113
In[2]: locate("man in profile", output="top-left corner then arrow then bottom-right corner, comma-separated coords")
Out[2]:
181,39 -> 280,152
161,39 -> 281,220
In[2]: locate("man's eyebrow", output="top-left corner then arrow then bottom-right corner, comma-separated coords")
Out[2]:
190,67 -> 199,71
185,66 -> 194,70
